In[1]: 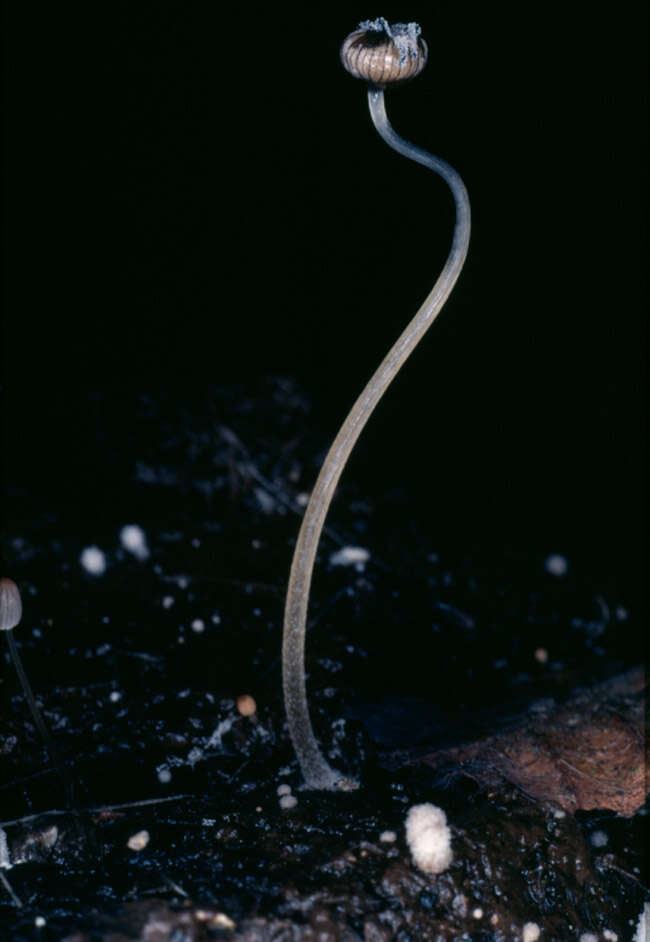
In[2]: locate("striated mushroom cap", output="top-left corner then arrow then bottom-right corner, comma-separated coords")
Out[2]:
0,578 -> 22,632
340,17 -> 428,88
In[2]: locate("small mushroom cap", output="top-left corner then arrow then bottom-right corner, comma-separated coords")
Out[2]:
341,18 -> 428,88
236,694 -> 257,717
0,578 -> 22,632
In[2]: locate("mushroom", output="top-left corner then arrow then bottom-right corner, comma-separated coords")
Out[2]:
281,18 -> 471,789
0,577 -> 75,807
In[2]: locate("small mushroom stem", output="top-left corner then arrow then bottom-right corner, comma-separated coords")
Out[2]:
282,80 -> 471,789
0,869 -> 22,908
5,631 -> 75,809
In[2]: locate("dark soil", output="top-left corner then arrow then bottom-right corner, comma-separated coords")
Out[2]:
1,379 -> 647,941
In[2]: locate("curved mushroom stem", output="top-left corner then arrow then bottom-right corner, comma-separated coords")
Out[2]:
282,87 -> 471,790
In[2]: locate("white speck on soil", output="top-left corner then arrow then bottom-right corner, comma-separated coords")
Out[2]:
206,717 -> 235,749
329,545 -> 370,570
119,524 -> 149,560
279,794 -> 298,810
522,923 -> 541,942
80,546 -> 106,575
590,829 -> 608,847
187,747 -> 203,768
544,553 -> 568,576
127,830 -> 150,851
379,831 -> 397,843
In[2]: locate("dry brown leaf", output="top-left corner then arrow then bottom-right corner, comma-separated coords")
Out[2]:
412,666 -> 646,816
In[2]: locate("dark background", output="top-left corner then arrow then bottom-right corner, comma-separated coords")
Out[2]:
3,4 -> 647,608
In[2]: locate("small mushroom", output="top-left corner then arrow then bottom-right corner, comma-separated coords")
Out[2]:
0,578 -> 75,807
282,19 -> 471,790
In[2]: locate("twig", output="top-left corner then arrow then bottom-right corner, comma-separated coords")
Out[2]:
0,793 -> 193,830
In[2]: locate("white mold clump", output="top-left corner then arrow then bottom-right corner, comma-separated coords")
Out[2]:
405,803 -> 452,875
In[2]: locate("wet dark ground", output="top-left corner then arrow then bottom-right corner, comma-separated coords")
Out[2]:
1,378 -> 647,941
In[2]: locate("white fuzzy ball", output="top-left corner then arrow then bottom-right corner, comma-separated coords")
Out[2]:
405,803 -> 453,875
